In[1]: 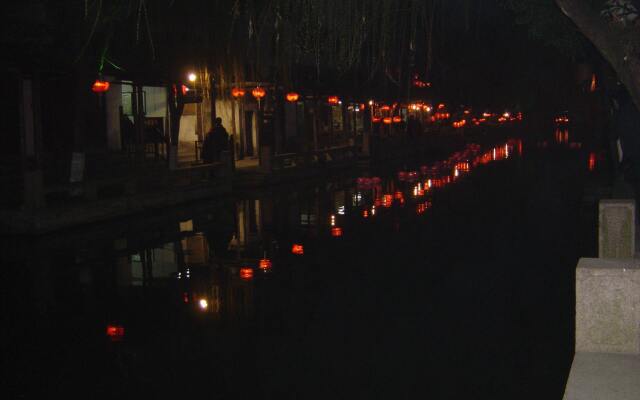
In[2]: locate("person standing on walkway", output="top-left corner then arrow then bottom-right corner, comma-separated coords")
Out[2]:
212,117 -> 229,162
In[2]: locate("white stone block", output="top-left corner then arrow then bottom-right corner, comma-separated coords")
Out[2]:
576,258 -> 640,354
599,199 -> 635,258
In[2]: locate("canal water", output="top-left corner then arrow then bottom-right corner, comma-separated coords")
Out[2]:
3,127 -> 600,399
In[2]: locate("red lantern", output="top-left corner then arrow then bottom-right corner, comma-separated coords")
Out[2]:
91,80 -> 110,93
331,227 -> 343,237
240,267 -> 254,280
106,324 -> 125,342
292,244 -> 304,255
231,87 -> 246,98
286,92 -> 300,102
383,117 -> 392,124
393,116 -> 402,123
252,86 -> 266,100
259,258 -> 272,271
372,116 -> 382,123
327,96 -> 339,105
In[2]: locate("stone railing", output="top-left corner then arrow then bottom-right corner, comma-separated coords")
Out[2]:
564,199 -> 640,400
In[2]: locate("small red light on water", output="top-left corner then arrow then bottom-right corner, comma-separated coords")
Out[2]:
106,325 -> 125,342
331,227 -> 343,237
240,267 -> 253,280
292,244 -> 304,255
383,194 -> 393,208
588,152 -> 597,172
259,258 -> 272,271
183,292 -> 189,303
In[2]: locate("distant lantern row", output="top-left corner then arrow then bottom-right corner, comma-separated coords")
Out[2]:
230,87 -> 346,105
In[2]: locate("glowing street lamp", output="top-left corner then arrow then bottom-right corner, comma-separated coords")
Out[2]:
188,72 -> 197,82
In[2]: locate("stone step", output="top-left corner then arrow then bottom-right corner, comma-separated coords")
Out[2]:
564,352 -> 640,400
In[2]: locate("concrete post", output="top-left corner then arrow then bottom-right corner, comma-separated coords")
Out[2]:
599,199 -> 635,258
575,258 -> 640,354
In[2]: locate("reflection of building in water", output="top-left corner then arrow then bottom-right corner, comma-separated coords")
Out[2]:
235,199 -> 263,251
181,233 -> 210,266
227,271 -> 254,319
116,243 -> 179,287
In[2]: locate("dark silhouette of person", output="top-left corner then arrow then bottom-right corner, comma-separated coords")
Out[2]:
211,117 -> 229,162
120,114 -> 135,150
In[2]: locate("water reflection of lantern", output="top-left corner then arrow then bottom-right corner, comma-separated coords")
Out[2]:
383,194 -> 393,207
292,244 -> 304,255
286,92 -> 300,102
331,227 -> 343,237
252,87 -> 266,100
231,87 -> 246,98
588,152 -> 596,171
259,258 -> 272,271
372,116 -> 382,123
363,210 -> 369,218
91,80 -> 110,93
199,298 -> 209,310
106,324 -> 125,342
240,268 -> 254,280
417,203 -> 426,215
328,96 -> 339,105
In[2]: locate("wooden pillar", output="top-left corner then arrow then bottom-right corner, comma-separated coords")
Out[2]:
19,76 -> 44,210
132,84 -> 145,160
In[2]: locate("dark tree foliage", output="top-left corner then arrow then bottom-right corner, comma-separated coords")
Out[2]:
503,0 -> 640,110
